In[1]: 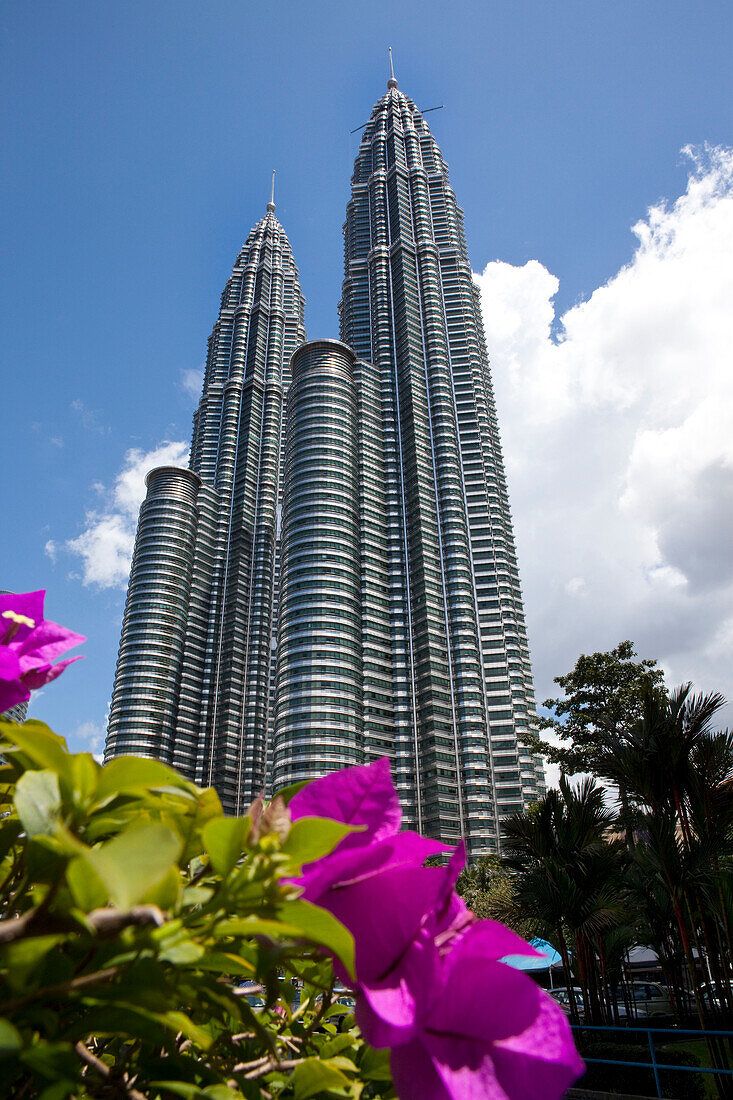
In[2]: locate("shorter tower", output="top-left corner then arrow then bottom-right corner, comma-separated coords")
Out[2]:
106,198 -> 306,813
274,342 -> 363,788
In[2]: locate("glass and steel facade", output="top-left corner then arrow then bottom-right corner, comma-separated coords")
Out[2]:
107,202 -> 306,813
338,76 -> 545,849
107,75 -> 544,851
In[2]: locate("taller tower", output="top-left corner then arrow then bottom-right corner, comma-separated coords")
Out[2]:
106,196 -> 306,813
338,70 -> 544,848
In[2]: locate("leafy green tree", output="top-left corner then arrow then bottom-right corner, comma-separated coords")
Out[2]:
525,641 -> 665,777
0,719 -> 394,1100
455,857 -> 534,938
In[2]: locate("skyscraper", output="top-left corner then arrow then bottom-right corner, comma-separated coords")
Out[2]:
106,192 -> 306,813
331,69 -> 544,850
106,71 -> 544,852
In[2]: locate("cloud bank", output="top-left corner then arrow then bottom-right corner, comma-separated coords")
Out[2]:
64,440 -> 189,588
476,145 -> 733,708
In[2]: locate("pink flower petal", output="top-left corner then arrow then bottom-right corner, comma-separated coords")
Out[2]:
17,621 -> 86,666
356,927 -> 439,1046
21,655 -> 84,690
0,590 -> 45,628
290,756 -> 401,847
297,830 -> 450,903
391,1038 -> 455,1100
324,863 -> 451,984
449,919 -> 544,965
424,1034 -> 512,1100
0,648 -> 22,680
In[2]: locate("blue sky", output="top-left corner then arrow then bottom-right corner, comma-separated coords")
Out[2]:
2,1 -> 733,754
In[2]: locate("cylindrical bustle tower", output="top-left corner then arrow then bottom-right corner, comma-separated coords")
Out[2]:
106,466 -> 201,763
274,340 -> 363,788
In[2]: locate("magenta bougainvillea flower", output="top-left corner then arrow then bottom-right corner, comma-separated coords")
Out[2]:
0,590 -> 85,713
291,758 -> 583,1100
390,922 -> 585,1100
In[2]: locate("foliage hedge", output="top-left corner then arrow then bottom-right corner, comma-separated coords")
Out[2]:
0,719 -> 394,1099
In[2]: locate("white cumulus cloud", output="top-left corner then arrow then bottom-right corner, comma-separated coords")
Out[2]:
181,367 -> 204,401
475,144 -> 733,710
66,440 -> 189,588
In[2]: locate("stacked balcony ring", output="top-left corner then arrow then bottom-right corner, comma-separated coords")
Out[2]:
273,340 -> 363,789
105,466 -> 201,763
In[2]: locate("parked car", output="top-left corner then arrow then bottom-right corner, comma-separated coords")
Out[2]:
547,987 -> 584,1017
616,981 -> 672,1018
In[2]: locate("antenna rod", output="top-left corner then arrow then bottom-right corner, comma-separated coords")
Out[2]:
389,46 -> 395,81
270,169 -> 276,206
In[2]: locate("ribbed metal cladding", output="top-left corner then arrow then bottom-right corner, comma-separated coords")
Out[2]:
339,76 -> 546,853
106,466 -> 201,762
106,204 -> 306,810
274,341 -> 363,788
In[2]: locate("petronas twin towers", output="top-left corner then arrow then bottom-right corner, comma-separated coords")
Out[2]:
106,71 -> 545,854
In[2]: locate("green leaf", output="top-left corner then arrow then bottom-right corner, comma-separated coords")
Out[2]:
277,899 -> 355,978
291,1057 -> 352,1099
66,854 -> 107,910
93,756 -> 192,803
282,817 -> 360,866
5,935 -> 66,992
151,1085 -> 206,1100
161,1010 -> 213,1049
0,1018 -> 22,1057
275,778 -> 311,805
216,916 -> 310,940
158,928 -> 205,965
0,721 -> 69,775
14,769 -> 61,837
67,752 -> 100,807
152,1085 -> 207,1100
320,1034 -> 357,1058
79,823 -> 183,909
140,863 -> 182,910
203,816 -> 248,876
359,1046 -> 393,1082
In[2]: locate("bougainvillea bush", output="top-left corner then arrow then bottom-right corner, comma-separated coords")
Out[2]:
0,593 -> 583,1099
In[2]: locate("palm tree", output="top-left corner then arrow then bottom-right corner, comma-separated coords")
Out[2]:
503,777 -> 627,1024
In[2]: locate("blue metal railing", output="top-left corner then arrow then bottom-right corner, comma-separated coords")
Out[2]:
571,1023 -> 733,1098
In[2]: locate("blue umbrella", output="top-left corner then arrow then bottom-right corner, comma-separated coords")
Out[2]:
501,938 -> 562,971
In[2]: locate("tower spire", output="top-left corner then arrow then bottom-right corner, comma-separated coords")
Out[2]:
388,46 -> 397,89
267,169 -> 276,212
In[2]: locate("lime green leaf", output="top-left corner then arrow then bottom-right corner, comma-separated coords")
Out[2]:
0,1018 -> 22,1057
94,756 -> 192,803
282,817 -> 360,866
66,752 -> 100,806
79,823 -> 183,910
0,721 -> 69,775
216,916 -> 309,939
196,950 -> 255,976
161,1010 -> 213,1049
360,1046 -> 392,1081
181,884 -> 214,906
321,1034 -> 357,1058
151,1085 -> 206,1100
158,938 -> 205,966
277,900 -> 355,978
38,1083 -> 77,1100
66,855 -> 107,910
14,770 -> 61,837
202,816 -> 248,876
276,778 -> 310,805
291,1057 -> 352,1099
140,863 -> 181,910
5,935 -> 65,992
